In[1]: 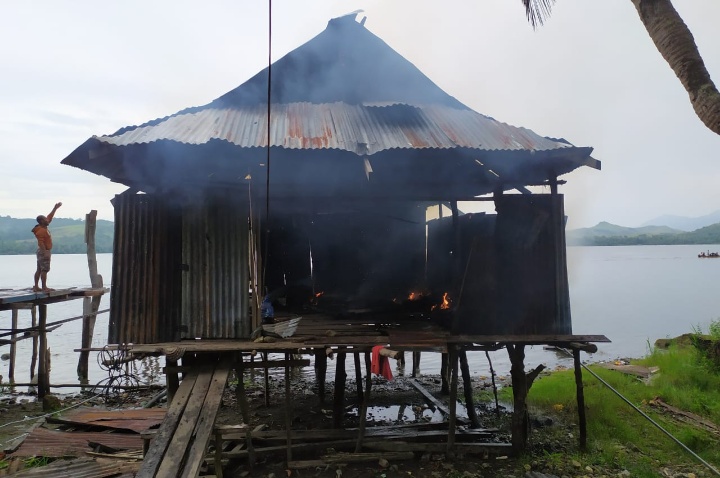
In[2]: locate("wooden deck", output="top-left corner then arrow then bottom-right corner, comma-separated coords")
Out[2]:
0,287 -> 107,310
126,313 -> 609,356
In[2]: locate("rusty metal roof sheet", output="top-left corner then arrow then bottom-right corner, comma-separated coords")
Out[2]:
61,13 -> 598,193
9,457 -> 139,478
47,407 -> 165,433
11,427 -> 143,458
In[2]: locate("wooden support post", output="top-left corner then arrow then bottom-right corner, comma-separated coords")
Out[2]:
440,353 -> 449,394
30,306 -> 37,380
9,309 -> 18,383
573,349 -> 587,450
412,351 -> 421,377
285,352 -> 293,464
459,349 -> 480,428
263,352 -> 270,407
486,350 -> 501,416
214,429 -> 224,478
78,210 -> 103,382
353,352 -> 363,402
37,304 -> 49,399
333,352 -> 347,428
314,348 -> 327,404
508,344 -> 527,455
235,355 -> 250,424
447,346 -> 459,455
166,359 -> 180,404
355,352 -> 372,452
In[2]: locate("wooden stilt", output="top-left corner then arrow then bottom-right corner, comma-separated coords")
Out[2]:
459,349 -> 480,428
77,210 -> 103,382
263,352 -> 270,407
30,306 -> 37,380
235,354 -> 250,424
355,352 -> 372,452
440,353 -> 449,394
37,304 -> 49,399
333,352 -> 347,428
353,352 -> 363,402
166,359 -> 180,404
447,346 -> 459,454
314,348 -> 327,404
485,350 -> 501,416
412,351 -> 421,377
285,352 -> 293,464
573,348 -> 587,450
9,309 -> 17,383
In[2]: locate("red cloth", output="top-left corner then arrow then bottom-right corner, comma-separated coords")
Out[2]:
371,345 -> 393,380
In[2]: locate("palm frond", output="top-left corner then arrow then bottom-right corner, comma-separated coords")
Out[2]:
522,0 -> 555,28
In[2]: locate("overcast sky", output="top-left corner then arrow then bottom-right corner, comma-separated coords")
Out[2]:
2,0 -> 719,229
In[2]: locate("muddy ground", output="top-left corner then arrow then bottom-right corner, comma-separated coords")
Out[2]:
0,365 -> 707,478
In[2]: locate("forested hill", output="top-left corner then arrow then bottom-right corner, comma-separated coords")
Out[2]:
566,221 -> 720,246
0,216 -> 114,254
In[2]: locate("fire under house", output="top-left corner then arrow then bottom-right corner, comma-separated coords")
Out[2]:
61,12 -> 607,477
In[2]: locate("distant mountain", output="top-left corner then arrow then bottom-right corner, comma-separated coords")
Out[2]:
640,210 -> 720,232
0,216 -> 114,254
567,221 -> 720,246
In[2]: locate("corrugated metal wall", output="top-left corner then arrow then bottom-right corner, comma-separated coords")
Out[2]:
109,193 -> 182,344
494,194 -> 571,335
181,195 -> 250,339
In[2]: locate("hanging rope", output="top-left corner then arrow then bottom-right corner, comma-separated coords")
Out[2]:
261,0 -> 273,294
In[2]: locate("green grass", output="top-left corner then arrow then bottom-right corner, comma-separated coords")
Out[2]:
507,340 -> 720,475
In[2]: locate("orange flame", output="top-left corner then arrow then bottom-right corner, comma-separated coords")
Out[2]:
431,292 -> 451,311
408,291 -> 422,301
440,292 -> 450,310
315,291 -> 324,298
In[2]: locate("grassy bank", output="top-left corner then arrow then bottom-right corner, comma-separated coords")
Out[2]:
511,327 -> 720,476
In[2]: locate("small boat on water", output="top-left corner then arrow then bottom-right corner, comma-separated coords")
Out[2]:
698,251 -> 720,258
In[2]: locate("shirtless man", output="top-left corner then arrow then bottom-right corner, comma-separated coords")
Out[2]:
32,202 -> 62,292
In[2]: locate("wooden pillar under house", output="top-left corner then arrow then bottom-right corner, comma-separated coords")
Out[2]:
411,351 -> 421,377
77,210 -> 104,382
314,348 -> 327,404
354,352 -> 372,452
9,309 -> 18,383
573,348 -> 588,450
285,352 -> 293,464
37,304 -> 49,400
235,353 -> 250,424
446,345 -> 459,455
353,352 -> 363,402
333,352 -> 347,428
459,349 -> 480,428
30,306 -> 37,380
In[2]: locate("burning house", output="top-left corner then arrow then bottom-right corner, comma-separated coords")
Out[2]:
61,11 -> 606,471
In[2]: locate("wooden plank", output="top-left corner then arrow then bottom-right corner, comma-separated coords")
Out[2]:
137,369 -> 199,477
180,362 -> 231,478
407,378 -> 469,425
37,304 -> 48,399
156,367 -> 214,477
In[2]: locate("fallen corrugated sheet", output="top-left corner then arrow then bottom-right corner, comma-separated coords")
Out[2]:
46,407 -> 166,433
8,457 -> 139,477
11,427 -> 143,458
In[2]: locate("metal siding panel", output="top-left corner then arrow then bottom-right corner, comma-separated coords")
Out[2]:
181,196 -> 249,339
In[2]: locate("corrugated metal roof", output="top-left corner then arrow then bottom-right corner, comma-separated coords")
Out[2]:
96,103 -> 572,155
47,407 -> 166,433
62,13 -> 598,191
9,457 -> 139,478
11,427 -> 143,458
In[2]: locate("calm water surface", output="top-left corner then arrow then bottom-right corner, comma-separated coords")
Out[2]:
1,245 -> 719,388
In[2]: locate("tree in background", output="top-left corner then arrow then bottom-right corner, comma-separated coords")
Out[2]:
522,0 -> 720,136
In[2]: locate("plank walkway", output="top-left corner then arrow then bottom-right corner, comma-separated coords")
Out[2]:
138,359 -> 231,478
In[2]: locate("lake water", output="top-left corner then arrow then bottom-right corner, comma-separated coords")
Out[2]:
1,245 -> 719,389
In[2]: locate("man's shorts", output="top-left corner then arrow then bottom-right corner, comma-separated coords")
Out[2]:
36,249 -> 51,272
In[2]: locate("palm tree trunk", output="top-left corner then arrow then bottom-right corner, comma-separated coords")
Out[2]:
631,0 -> 720,135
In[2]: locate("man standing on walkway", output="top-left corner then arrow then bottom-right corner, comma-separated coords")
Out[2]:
32,202 -> 62,292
